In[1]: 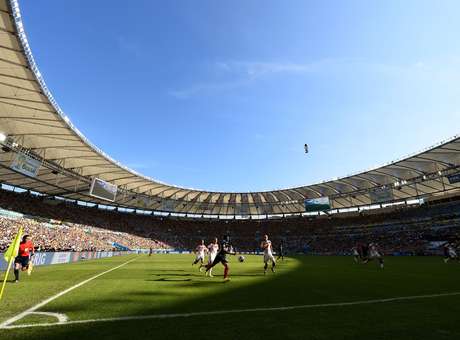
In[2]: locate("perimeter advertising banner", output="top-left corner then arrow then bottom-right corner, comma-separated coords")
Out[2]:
10,153 -> 41,177
369,187 -> 394,203
0,251 -> 128,271
304,197 -> 331,212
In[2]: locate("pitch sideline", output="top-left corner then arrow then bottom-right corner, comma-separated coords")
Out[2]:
2,291 -> 460,330
0,256 -> 138,328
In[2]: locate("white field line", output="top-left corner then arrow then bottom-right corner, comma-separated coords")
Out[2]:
2,291 -> 460,330
30,312 -> 68,323
0,256 -> 138,328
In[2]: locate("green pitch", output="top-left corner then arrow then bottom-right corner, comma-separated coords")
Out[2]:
1,254 -> 460,339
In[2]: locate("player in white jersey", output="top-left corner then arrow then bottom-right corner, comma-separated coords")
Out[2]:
192,240 -> 208,271
369,242 -> 384,269
260,234 -> 276,274
443,241 -> 458,263
351,246 -> 360,263
206,238 -> 219,277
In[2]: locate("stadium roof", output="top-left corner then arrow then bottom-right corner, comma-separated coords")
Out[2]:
0,0 -> 459,217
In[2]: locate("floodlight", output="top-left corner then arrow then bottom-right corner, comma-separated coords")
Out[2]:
0,132 -> 6,142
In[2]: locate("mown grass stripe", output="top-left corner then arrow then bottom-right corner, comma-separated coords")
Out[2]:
2,291 -> 459,329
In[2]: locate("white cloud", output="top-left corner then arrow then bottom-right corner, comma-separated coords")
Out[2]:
168,80 -> 247,99
169,60 -> 324,99
215,60 -> 327,78
169,57 -> 460,99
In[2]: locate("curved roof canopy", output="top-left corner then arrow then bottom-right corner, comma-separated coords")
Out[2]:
0,0 -> 459,216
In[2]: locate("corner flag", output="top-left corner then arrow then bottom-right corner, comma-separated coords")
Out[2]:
0,226 -> 23,300
3,226 -> 23,263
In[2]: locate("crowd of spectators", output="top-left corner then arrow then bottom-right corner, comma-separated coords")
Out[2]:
0,213 -> 169,253
0,187 -> 459,255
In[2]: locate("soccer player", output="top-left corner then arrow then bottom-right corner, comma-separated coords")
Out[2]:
13,234 -> 34,283
359,242 -> 369,263
192,240 -> 208,271
351,245 -> 360,263
206,237 -> 219,277
368,242 -> 384,269
205,236 -> 236,281
277,240 -> 285,261
261,234 -> 276,274
443,241 -> 458,263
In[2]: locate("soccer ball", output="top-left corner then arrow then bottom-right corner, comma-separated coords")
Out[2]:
238,255 -> 245,262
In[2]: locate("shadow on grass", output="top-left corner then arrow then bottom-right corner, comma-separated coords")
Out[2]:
0,276 -> 18,284
4,256 -> 460,340
150,278 -> 192,282
153,273 -> 201,277
3,257 -> 301,338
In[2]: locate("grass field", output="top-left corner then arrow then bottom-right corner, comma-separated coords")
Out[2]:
0,254 -> 459,339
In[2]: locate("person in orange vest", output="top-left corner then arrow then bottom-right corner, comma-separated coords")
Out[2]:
13,235 -> 35,283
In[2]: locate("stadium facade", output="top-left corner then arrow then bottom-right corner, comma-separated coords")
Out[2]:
0,0 -> 459,218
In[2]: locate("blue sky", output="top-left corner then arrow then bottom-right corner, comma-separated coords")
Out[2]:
20,0 -> 460,192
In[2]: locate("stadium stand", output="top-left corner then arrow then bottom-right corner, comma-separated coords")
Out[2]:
0,215 -> 166,252
0,189 -> 170,252
0,187 -> 458,255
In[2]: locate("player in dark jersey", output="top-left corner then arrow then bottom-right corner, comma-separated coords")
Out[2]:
14,235 -> 34,283
277,241 -> 285,261
360,243 -> 369,263
204,236 -> 236,281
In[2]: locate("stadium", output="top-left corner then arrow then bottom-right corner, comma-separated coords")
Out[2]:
0,0 -> 460,339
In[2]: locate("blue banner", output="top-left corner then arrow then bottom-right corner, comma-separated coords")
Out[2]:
0,251 -> 130,271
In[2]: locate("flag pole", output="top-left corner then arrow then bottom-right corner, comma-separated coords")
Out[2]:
0,226 -> 23,301
0,257 -> 15,300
